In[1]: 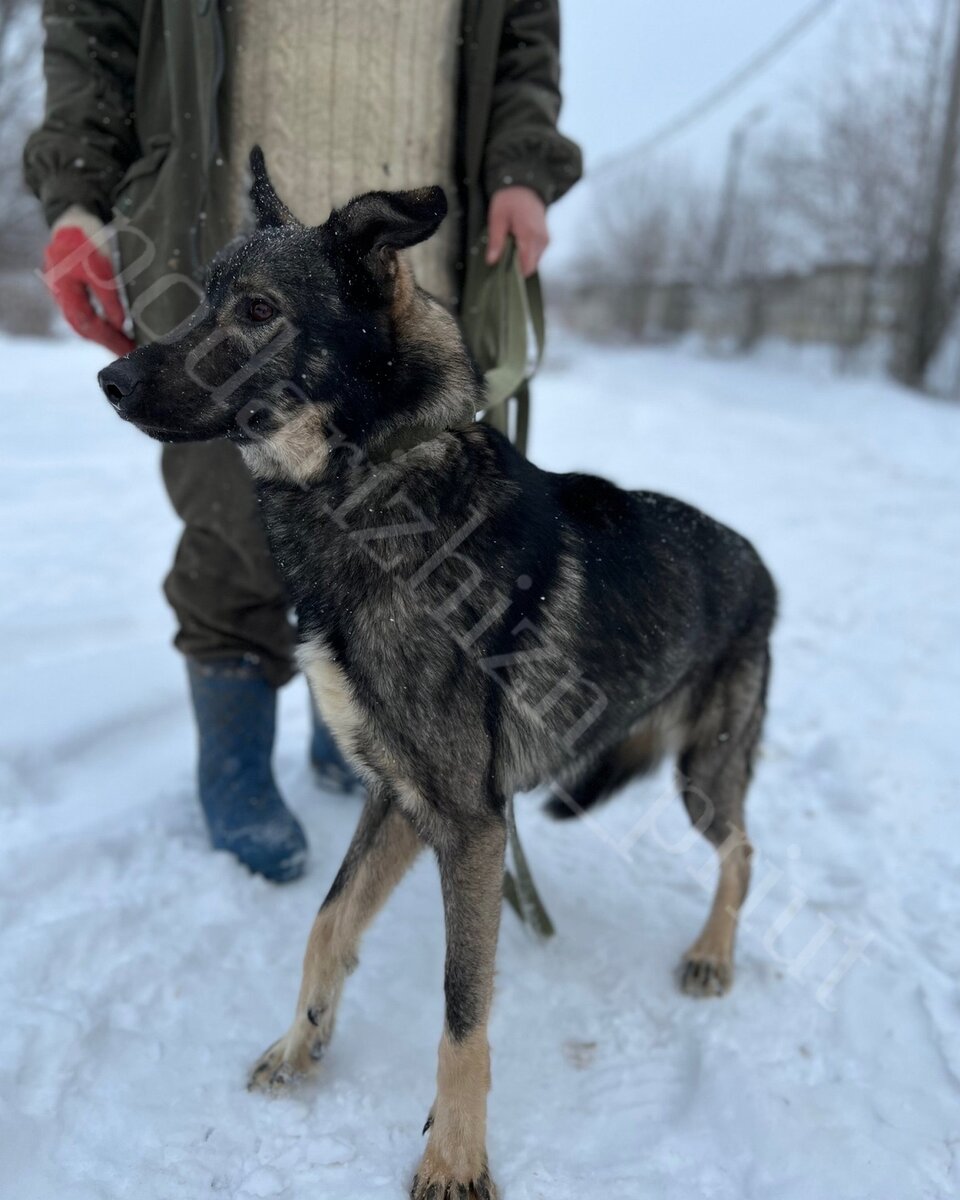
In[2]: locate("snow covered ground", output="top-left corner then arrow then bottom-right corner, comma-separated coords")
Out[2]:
2,332 -> 958,1200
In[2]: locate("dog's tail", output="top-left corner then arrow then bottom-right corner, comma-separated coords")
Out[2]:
544,724 -> 663,820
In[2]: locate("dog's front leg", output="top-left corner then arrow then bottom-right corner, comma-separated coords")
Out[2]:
249,787 -> 422,1091
413,815 -> 506,1200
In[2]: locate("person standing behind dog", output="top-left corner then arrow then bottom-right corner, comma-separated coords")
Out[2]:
24,1 -> 582,882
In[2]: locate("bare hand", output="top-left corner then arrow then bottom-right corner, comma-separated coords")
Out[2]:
485,186 -> 549,278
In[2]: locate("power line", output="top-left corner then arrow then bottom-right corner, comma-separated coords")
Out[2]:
593,0 -> 842,177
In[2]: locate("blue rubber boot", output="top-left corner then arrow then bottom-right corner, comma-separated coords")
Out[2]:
187,659 -> 308,882
309,705 -> 364,795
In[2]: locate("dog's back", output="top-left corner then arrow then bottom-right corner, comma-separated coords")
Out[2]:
433,426 -> 776,812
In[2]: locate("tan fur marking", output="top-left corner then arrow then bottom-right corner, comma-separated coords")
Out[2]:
614,723 -> 662,773
248,807 -> 421,1090
391,254 -> 416,318
298,806 -> 422,1005
415,1028 -> 495,1197
240,405 -> 331,485
681,836 -> 752,995
298,641 -> 363,761
413,821 -> 505,1198
392,777 -> 434,830
631,686 -> 693,761
392,267 -> 477,430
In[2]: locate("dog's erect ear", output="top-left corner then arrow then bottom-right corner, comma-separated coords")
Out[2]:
330,187 -> 447,264
249,146 -> 300,229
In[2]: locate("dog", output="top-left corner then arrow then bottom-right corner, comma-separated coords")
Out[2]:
98,147 -> 776,1200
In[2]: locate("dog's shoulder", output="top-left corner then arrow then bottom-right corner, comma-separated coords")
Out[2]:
553,471 -> 639,532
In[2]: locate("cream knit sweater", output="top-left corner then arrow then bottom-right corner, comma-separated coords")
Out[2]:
223,0 -> 461,306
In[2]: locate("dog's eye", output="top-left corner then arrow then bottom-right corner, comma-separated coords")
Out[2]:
248,299 -> 276,323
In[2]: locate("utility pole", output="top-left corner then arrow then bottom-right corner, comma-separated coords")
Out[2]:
710,106 -> 767,284
901,0 -> 960,387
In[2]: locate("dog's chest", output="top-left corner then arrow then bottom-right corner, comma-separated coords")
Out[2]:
296,637 -> 364,757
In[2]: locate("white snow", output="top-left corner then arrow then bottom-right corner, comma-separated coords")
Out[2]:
2,333 -> 959,1200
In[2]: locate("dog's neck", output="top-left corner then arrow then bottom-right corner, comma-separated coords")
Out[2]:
366,420 -> 466,463
247,409 -> 486,621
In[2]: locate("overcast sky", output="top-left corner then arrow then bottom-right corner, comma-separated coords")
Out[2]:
548,0 -> 857,262
559,0 -> 846,174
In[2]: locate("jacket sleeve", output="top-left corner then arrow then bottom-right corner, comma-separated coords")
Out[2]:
483,0 -> 583,206
23,0 -> 142,226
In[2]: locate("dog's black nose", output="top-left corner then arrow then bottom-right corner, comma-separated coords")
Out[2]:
98,358 -> 141,412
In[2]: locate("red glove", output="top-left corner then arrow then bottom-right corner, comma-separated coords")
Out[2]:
43,213 -> 134,356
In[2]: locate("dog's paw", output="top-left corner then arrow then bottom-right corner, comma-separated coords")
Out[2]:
247,1027 -> 324,1092
410,1169 -> 497,1200
678,951 -> 732,997
411,1144 -> 497,1200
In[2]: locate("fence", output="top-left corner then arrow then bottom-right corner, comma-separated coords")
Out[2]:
555,262 -> 916,359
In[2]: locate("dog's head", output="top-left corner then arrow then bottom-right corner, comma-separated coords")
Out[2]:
98,147 -> 480,482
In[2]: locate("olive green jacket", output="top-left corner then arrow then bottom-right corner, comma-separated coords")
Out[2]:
24,0 -> 582,351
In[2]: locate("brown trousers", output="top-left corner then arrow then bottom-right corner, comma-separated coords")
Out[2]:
162,440 -> 297,688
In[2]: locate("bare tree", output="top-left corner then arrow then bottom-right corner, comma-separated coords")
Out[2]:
899,0 -> 960,383
756,0 -> 960,383
556,0 -> 960,380
563,160 -> 714,337
0,0 -> 44,269
0,0 -> 56,335
575,159 -> 713,286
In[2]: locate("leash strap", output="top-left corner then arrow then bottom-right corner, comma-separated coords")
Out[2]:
462,235 -> 546,457
480,239 -> 546,414
503,795 -> 555,940
462,237 -> 554,937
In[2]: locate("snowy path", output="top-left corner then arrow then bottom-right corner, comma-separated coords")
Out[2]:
1,335 -> 958,1200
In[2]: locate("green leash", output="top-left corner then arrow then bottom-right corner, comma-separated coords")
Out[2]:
462,235 -> 555,940
503,796 -> 555,939
462,235 -> 545,457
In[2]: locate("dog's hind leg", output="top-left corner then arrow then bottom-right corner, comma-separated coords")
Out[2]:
248,786 -> 422,1091
412,813 -> 506,1200
676,646 -> 770,997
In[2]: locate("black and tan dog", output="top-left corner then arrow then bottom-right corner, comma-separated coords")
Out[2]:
99,148 -> 776,1200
